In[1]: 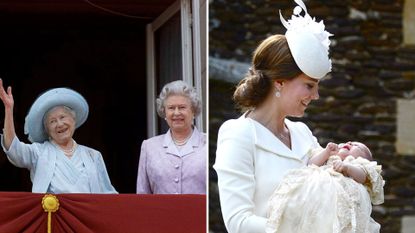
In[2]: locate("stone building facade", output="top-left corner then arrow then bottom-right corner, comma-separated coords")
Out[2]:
209,0 -> 415,232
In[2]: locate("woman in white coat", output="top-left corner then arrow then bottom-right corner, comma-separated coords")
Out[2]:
213,1 -> 333,232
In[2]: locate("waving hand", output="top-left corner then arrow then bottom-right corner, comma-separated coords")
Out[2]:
0,79 -> 14,109
0,79 -> 16,150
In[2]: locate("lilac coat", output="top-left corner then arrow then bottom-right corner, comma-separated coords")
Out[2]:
136,127 -> 206,194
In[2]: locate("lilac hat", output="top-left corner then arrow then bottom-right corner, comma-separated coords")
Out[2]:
24,88 -> 89,143
280,0 -> 333,79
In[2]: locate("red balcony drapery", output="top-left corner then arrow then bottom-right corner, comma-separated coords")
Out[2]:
0,192 -> 206,233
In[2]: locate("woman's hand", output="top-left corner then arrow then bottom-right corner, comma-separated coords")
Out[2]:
0,78 -> 16,150
0,79 -> 14,109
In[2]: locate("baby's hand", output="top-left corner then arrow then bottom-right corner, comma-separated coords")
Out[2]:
333,160 -> 348,174
326,142 -> 338,155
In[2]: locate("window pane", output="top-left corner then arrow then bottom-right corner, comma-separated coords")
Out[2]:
154,12 -> 182,134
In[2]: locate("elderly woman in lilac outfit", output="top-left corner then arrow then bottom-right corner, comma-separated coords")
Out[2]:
136,80 -> 206,194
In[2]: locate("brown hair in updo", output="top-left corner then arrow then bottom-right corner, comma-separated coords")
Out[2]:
233,35 -> 302,111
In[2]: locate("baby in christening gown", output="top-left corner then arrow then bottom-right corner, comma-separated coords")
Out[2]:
266,141 -> 385,233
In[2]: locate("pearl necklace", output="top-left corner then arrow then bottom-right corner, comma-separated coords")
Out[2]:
172,131 -> 192,146
53,139 -> 77,155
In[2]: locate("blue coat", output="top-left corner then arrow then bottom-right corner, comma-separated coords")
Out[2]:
2,136 -> 117,194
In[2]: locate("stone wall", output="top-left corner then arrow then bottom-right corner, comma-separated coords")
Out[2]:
209,0 -> 415,232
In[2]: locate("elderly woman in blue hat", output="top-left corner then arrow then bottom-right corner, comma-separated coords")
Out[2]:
0,79 -> 117,194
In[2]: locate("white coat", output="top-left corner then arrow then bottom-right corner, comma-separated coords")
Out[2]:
214,115 -> 321,233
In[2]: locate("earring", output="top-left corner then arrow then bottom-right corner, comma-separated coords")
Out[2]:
275,90 -> 281,98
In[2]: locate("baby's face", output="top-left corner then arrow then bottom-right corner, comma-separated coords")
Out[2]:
337,142 -> 367,160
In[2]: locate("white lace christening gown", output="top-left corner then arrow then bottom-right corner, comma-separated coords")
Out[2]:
266,155 -> 385,233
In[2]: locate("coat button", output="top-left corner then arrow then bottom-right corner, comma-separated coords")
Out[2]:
174,178 -> 179,183
175,164 -> 180,169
